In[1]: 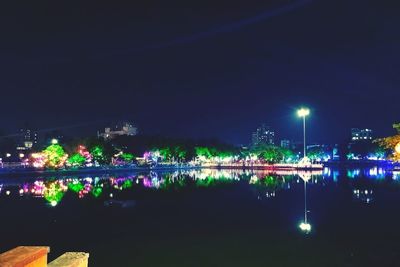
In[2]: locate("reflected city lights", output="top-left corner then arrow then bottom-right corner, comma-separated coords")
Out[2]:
0,167 -> 398,209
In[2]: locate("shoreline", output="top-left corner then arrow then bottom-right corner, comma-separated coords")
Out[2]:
0,162 -> 400,182
0,161 -> 398,178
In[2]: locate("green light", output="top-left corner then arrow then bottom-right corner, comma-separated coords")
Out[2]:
91,186 -> 103,198
195,147 -> 213,159
68,153 -> 86,166
68,181 -> 84,193
91,146 -> 105,163
120,153 -> 134,162
122,179 -> 133,189
44,182 -> 65,206
158,147 -> 172,160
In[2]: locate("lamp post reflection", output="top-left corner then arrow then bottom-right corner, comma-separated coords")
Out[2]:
298,172 -> 312,233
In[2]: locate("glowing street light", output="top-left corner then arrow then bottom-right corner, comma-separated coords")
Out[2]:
297,108 -> 310,117
297,108 -> 310,158
51,139 -> 59,145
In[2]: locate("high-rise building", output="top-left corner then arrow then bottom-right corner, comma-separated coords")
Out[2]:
280,139 -> 290,149
98,122 -> 138,140
16,128 -> 38,151
351,128 -> 373,141
251,124 -> 275,147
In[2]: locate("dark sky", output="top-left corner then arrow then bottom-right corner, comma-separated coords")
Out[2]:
1,0 -> 399,145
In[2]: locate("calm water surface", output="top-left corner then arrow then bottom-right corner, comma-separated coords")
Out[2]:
1,167 -> 400,267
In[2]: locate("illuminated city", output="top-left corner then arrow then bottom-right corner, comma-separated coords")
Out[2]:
1,1 -> 400,266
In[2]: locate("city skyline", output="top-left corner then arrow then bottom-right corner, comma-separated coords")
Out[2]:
0,119 -> 383,144
0,119 -> 383,153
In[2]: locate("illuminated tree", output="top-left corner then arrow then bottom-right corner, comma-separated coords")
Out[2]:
152,147 -> 187,162
260,147 -> 282,163
30,152 -> 47,168
376,123 -> 400,162
307,147 -> 325,162
113,152 -> 134,165
90,145 -> 106,164
143,150 -> 161,163
43,144 -> 68,168
195,147 -> 213,159
158,147 -> 172,161
250,145 -> 294,163
120,153 -> 134,162
67,153 -> 86,167
77,145 -> 92,165
281,148 -> 295,162
173,146 -> 187,162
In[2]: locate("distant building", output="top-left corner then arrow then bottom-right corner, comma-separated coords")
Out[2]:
351,128 -> 373,141
98,122 -> 138,140
280,139 -> 291,149
16,128 -> 38,151
251,124 -> 275,147
251,132 -> 259,146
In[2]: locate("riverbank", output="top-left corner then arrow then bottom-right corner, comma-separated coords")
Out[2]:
0,162 -> 324,177
1,161 -> 398,180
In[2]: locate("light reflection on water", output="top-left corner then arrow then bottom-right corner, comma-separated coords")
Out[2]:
0,167 -> 397,208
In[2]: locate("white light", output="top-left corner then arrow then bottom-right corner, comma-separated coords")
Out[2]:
6,190 -> 10,195
50,200 -> 58,207
299,222 -> 311,232
6,153 -> 11,157
297,108 -> 310,117
51,139 -> 58,144
19,153 -> 24,158
109,193 -> 113,198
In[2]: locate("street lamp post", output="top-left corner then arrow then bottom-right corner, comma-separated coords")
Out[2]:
297,108 -> 310,159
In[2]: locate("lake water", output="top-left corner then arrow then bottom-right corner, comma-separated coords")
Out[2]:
1,167 -> 400,267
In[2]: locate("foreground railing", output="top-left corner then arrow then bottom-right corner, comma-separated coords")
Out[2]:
0,246 -> 89,267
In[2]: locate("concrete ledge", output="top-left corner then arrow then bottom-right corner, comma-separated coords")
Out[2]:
48,252 -> 89,267
0,246 -> 50,267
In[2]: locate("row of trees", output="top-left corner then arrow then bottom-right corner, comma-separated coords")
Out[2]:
29,135 -> 307,168
243,144 -> 296,163
30,141 -> 135,169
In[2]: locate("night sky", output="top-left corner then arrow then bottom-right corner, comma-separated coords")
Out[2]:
1,0 -> 399,145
